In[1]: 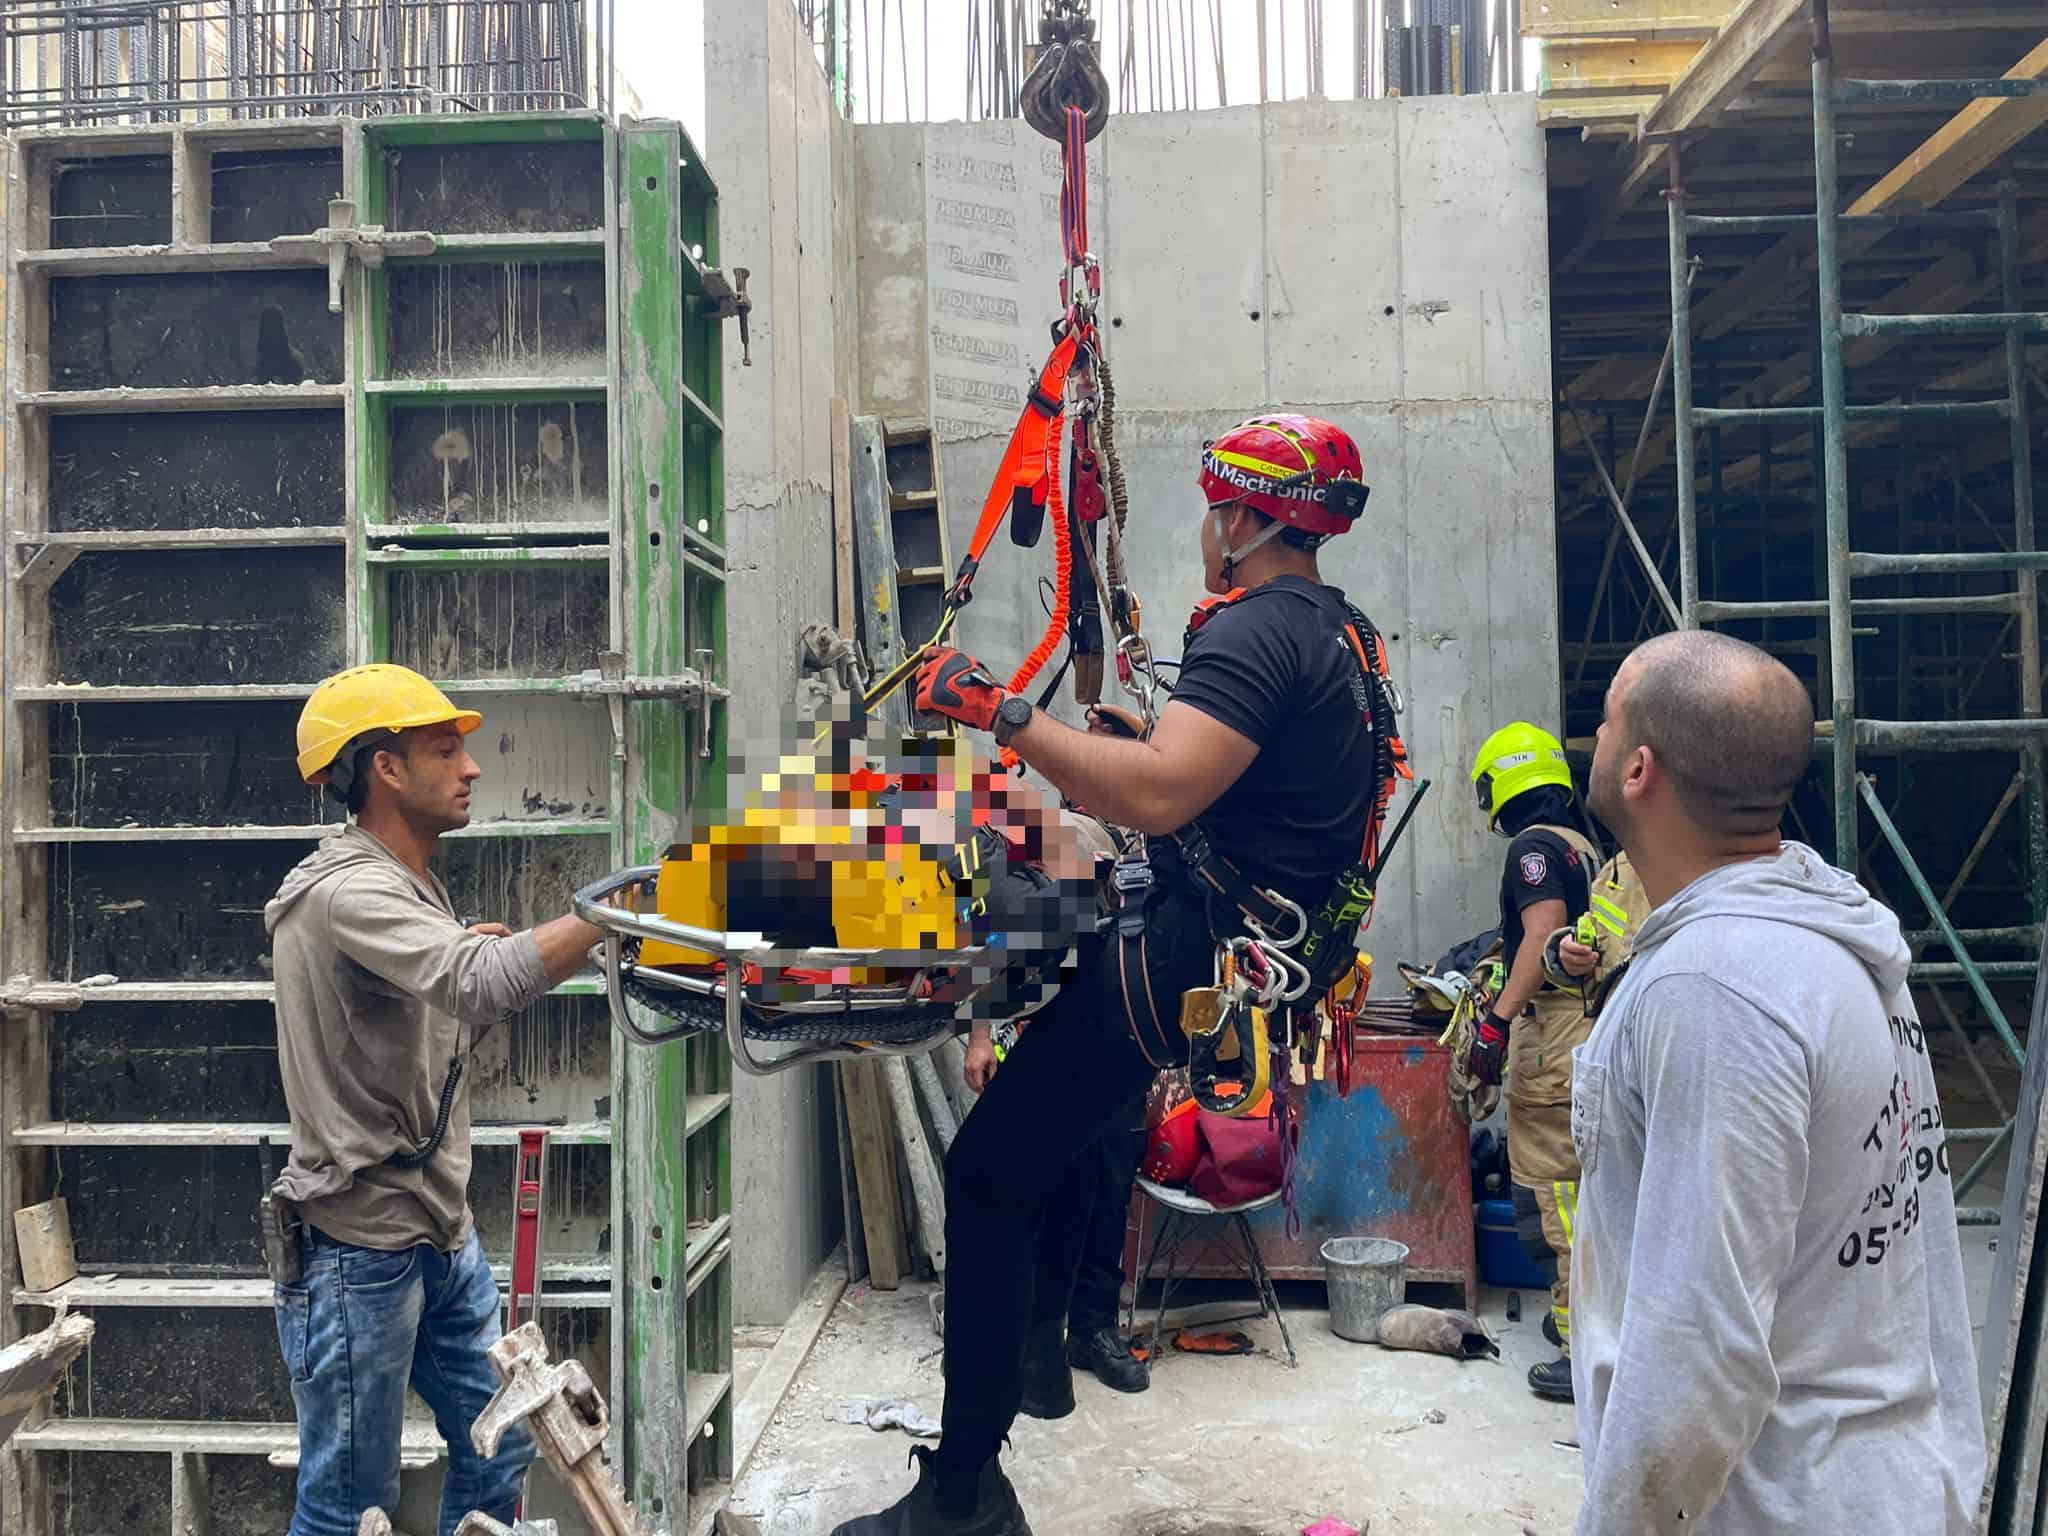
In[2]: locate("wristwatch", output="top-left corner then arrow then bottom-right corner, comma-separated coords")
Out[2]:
992,694 -> 1034,747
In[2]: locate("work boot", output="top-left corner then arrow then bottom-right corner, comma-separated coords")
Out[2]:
1016,1319 -> 1075,1420
1067,1326 -> 1149,1394
1528,1356 -> 1574,1402
829,1444 -> 1035,1536
1542,1311 -> 1563,1350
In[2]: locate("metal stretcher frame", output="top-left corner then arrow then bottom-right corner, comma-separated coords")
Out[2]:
574,866 -> 990,1077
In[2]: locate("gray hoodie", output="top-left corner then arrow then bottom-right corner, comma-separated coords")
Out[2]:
1570,843 -> 1984,1535
263,826 -> 551,1252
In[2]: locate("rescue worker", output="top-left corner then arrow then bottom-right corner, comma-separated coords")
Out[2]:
833,414 -> 1393,1536
1466,722 -> 1599,1403
961,1036 -> 1151,1398
264,664 -> 604,1536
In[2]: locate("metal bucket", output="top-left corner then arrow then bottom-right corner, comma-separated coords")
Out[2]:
1320,1236 -> 1410,1343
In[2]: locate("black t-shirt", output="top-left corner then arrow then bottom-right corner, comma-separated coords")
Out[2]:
1496,826 -> 1592,962
1169,576 -> 1378,906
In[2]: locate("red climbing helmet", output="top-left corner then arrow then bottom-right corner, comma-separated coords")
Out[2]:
1198,414 -> 1369,538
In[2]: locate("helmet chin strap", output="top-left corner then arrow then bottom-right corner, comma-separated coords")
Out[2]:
1212,502 -> 1286,585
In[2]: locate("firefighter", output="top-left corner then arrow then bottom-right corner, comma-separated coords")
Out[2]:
1467,722 -> 1600,1403
832,415 -> 1398,1536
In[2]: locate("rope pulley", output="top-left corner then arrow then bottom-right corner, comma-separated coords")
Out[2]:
1020,0 -> 1109,144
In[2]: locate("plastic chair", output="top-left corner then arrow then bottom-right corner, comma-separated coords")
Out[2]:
1127,1176 -> 1297,1369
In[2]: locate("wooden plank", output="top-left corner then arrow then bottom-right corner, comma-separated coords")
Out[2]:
10,1200 -> 74,1292
1543,39 -> 1707,95
1833,9 -> 2048,34
1557,0 -> 1813,273
1562,68 -> 2048,446
881,1056 -> 946,1274
0,1315 -> 92,1452
831,394 -> 856,633
837,1060 -> 907,1290
848,414 -> 907,733
1525,0 -> 1735,39
1540,92 -> 1671,128
1640,0 -> 1812,138
1845,37 -> 2048,215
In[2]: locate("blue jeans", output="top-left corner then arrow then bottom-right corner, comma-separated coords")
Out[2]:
274,1225 -> 536,1536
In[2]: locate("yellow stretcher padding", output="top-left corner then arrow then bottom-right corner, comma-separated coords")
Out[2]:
641,811 -> 967,968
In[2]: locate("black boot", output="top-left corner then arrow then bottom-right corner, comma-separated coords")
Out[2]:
829,1445 -> 1035,1536
1066,1326 -> 1149,1394
1016,1319 -> 1075,1420
1542,1311 -> 1563,1350
1528,1356 -> 1574,1402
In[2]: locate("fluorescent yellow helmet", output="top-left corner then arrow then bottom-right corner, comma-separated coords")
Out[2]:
296,664 -> 483,783
1471,721 -> 1572,829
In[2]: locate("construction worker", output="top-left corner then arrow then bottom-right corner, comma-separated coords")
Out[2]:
264,664 -> 605,1536
1466,722 -> 1599,1404
834,414 -> 1393,1536
1572,630 -> 1983,1534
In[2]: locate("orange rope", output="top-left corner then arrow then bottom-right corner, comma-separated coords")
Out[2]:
996,414 -> 1069,771
1007,414 -> 1068,695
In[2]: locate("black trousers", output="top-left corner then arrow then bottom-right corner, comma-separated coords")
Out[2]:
933,969 -> 1159,1481
1067,1089 -> 1150,1333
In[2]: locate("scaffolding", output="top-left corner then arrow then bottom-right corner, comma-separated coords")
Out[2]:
1657,0 -> 2048,1224
0,0 -> 617,127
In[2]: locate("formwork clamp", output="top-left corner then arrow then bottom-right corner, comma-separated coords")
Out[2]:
271,198 -> 438,313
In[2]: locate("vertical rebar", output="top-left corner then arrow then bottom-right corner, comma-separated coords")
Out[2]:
2000,180 -> 2048,921
1812,10 -> 1859,870
1667,175 -> 1699,628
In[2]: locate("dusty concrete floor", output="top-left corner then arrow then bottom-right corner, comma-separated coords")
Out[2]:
734,1214 -> 2005,1536
731,1276 -> 1584,1536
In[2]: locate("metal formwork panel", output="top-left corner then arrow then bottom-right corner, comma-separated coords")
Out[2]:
1,109 -> 730,1536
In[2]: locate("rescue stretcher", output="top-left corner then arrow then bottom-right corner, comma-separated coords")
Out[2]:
574,864 -> 1004,1077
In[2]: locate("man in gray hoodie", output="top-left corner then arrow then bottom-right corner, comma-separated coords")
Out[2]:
266,663 -> 604,1536
1572,630 -> 1984,1535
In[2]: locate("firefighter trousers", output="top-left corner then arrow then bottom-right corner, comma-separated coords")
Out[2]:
1507,989 -> 1591,1356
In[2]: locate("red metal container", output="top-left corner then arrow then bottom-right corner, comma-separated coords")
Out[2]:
1128,1032 -> 1477,1308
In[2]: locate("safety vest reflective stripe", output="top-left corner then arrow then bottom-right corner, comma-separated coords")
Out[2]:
1589,892 -> 1630,936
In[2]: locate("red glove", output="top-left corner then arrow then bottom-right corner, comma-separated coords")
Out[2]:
915,647 -> 1008,732
1468,1013 -> 1510,1087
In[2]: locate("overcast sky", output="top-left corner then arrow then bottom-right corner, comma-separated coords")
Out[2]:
610,2 -> 1510,151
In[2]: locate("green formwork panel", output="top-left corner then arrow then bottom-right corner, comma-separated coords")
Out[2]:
347,110 -> 732,1529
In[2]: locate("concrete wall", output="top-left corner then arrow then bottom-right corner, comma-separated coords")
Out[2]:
852,95 -> 1558,970
704,0 -> 846,1326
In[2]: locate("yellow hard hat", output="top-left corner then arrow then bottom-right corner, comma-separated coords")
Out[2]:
1471,721 -> 1572,828
296,664 -> 482,783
